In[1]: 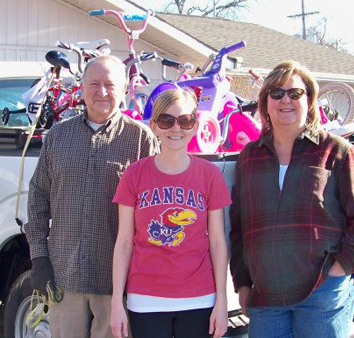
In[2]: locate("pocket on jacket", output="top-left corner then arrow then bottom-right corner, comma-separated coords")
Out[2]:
298,166 -> 331,203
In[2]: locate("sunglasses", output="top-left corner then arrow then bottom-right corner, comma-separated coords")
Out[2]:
268,88 -> 307,100
155,113 -> 197,130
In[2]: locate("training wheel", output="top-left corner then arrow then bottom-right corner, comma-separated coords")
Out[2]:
188,113 -> 221,153
2,107 -> 10,125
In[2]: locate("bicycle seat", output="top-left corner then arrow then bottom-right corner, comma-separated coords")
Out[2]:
177,75 -> 220,89
143,82 -> 179,120
239,100 -> 258,112
72,39 -> 111,50
45,51 -> 71,69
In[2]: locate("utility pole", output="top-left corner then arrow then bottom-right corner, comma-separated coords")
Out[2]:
287,0 -> 319,40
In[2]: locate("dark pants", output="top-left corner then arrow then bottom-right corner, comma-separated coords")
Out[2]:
128,307 -> 213,338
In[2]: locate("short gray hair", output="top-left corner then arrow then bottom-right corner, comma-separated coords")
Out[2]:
82,55 -> 126,84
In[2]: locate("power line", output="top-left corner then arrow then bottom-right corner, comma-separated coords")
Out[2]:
287,0 -> 319,40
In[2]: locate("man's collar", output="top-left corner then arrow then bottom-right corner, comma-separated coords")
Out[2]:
82,110 -> 122,132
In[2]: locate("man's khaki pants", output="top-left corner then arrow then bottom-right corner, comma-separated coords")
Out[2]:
49,292 -> 132,338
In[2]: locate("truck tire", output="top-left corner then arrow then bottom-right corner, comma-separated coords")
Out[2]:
4,271 -> 51,338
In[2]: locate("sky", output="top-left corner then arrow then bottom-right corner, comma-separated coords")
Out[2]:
132,0 -> 354,54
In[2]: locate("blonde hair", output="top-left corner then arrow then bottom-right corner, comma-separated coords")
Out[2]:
151,87 -> 198,121
258,60 -> 321,134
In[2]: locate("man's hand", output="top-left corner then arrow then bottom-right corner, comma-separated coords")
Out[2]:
30,257 -> 55,296
238,286 -> 252,317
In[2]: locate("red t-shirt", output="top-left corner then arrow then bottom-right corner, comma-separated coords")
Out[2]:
113,156 -> 231,298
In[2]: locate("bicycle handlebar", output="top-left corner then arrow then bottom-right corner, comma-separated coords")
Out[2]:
56,41 -> 84,74
222,41 -> 246,55
140,51 -> 158,62
88,9 -> 153,37
249,69 -> 261,80
161,58 -> 183,70
88,9 -> 105,16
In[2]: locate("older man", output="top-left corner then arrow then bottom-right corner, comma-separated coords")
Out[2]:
25,55 -> 159,338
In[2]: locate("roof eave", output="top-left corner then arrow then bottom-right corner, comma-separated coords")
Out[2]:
230,68 -> 354,84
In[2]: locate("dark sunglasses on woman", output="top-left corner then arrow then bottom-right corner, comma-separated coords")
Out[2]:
268,88 -> 307,100
155,113 -> 197,130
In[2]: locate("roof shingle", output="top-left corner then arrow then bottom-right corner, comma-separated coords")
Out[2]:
158,13 -> 354,76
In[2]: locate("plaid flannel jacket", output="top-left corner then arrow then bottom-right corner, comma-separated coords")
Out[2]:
230,129 -> 354,307
25,112 -> 160,294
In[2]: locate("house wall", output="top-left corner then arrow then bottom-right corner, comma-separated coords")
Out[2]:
0,0 -> 174,85
230,75 -> 354,126
230,76 -> 259,101
231,76 -> 354,101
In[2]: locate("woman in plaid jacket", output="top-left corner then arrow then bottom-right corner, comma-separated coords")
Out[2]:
230,60 -> 354,338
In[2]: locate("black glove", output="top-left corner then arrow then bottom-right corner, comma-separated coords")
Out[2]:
29,256 -> 55,297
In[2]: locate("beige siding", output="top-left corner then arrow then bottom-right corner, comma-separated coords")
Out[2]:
0,0 -> 173,83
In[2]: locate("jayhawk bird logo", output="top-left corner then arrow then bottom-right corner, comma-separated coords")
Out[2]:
147,207 -> 197,247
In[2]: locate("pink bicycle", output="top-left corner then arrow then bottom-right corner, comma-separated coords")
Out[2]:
89,8 -> 154,115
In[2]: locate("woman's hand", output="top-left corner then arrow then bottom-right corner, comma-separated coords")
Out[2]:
328,260 -> 346,277
238,286 -> 251,317
110,301 -> 129,338
209,297 -> 228,338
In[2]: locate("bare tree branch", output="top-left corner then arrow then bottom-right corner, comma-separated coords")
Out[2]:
163,0 -> 188,14
162,0 -> 255,19
306,17 -> 348,53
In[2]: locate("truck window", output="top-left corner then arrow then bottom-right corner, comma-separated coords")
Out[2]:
0,78 -> 36,127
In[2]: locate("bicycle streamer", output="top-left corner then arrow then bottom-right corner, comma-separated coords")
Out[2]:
25,281 -> 64,328
15,71 -> 56,232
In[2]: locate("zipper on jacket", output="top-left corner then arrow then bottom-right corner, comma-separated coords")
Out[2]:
274,146 -> 295,306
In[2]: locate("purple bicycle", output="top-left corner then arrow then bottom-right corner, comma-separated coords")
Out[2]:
143,40 -> 261,153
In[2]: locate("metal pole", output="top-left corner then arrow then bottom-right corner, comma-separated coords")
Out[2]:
302,0 -> 306,40
213,0 -> 216,17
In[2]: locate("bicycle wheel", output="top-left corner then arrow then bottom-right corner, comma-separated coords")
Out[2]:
37,99 -> 54,129
318,82 -> 354,125
188,114 -> 221,153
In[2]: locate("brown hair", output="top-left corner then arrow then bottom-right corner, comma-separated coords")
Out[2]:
258,60 -> 320,134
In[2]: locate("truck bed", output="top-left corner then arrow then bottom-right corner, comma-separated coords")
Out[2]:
0,146 -> 41,157
0,127 -> 45,157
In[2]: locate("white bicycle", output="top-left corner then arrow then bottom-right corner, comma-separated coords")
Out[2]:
318,82 -> 354,125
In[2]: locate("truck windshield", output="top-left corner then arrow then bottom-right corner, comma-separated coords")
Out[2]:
0,78 -> 36,127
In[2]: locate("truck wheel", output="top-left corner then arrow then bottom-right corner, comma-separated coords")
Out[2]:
4,271 -> 51,338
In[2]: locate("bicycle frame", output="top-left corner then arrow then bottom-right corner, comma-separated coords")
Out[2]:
23,50 -> 83,128
89,8 -> 153,114
47,70 -> 82,121
143,41 -> 261,153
